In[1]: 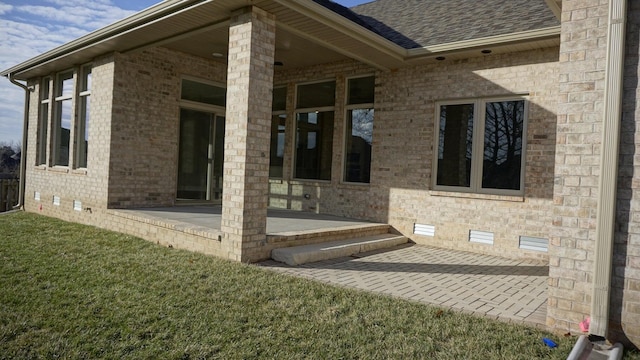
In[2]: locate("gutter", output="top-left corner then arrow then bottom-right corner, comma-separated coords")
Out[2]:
590,0 -> 627,337
7,73 -> 33,210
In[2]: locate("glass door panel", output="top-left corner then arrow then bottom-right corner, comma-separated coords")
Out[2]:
211,115 -> 225,201
177,108 -> 224,202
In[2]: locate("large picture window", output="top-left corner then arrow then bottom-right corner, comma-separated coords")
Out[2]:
434,98 -> 527,195
344,76 -> 374,183
294,81 -> 335,181
37,66 -> 92,169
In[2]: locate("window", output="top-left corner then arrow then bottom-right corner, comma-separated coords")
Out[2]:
434,98 -> 527,195
270,86 -> 287,178
75,64 -> 91,168
294,81 -> 335,180
181,78 -> 226,107
345,76 -> 374,183
37,77 -> 51,165
53,70 -> 74,166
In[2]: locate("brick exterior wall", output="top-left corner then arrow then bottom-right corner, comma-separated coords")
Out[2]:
23,54 -> 115,222
270,48 -> 559,261
549,0 -> 640,347
374,48 -> 559,261
547,0 -> 608,335
23,44 -> 559,264
108,48 -> 227,208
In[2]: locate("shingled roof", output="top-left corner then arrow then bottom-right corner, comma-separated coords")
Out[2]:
343,0 -> 560,49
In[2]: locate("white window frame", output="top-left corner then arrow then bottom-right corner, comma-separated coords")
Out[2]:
343,74 -> 375,184
432,96 -> 528,196
75,63 -> 91,169
37,76 -> 52,165
52,69 -> 76,167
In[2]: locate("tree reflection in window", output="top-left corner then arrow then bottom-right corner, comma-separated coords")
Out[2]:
482,100 -> 524,190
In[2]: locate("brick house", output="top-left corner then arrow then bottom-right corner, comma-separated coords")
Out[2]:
2,0 -> 638,347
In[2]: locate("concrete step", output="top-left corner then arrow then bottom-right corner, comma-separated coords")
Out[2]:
267,223 -> 392,245
271,233 -> 408,266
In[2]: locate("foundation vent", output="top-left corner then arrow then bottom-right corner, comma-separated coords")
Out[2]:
519,236 -> 548,252
73,200 -> 82,212
469,230 -> 494,245
52,196 -> 60,206
413,223 -> 435,237
34,191 -> 40,201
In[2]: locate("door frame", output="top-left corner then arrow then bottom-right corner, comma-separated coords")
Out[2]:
176,102 -> 226,204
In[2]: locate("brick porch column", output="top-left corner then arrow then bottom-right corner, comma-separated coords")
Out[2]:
221,6 -> 275,262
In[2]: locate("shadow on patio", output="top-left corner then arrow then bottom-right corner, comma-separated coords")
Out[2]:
260,243 -> 549,327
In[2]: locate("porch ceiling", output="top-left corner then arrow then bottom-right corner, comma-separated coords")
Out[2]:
4,0 -> 405,80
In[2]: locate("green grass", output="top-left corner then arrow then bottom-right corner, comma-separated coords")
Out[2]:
0,212 -> 636,359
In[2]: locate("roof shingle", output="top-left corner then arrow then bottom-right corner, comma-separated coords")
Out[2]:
345,0 -> 560,49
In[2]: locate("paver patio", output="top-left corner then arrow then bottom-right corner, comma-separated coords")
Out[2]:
260,244 -> 549,327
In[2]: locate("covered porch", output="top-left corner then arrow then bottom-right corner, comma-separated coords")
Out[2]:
106,205 -> 400,262
113,205 -> 381,235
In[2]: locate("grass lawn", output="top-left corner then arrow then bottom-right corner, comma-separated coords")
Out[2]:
0,212 -> 636,359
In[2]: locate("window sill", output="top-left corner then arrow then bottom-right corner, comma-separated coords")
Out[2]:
429,190 -> 524,202
71,168 -> 88,175
291,178 -> 332,185
48,166 -> 70,174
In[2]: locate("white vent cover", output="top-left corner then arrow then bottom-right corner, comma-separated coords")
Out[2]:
52,196 -> 60,206
413,223 -> 435,237
34,191 -> 40,201
469,230 -> 494,245
73,200 -> 82,212
519,236 -> 548,252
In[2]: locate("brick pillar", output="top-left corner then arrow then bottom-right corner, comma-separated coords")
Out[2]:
221,6 -> 275,262
548,0 -> 609,335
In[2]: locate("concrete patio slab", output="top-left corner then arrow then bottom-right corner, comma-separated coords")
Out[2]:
117,206 -> 377,233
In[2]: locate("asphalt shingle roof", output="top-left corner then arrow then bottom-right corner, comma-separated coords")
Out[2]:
322,0 -> 560,49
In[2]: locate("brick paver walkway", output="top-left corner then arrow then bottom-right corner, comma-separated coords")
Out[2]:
260,244 -> 549,327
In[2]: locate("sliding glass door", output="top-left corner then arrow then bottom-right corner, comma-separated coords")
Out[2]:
177,108 -> 225,202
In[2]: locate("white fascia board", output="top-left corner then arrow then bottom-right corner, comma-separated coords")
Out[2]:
272,0 -> 407,61
406,26 -> 561,59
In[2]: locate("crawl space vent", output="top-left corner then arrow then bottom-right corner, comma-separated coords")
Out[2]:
519,236 -> 548,252
469,230 -> 494,245
413,223 -> 435,237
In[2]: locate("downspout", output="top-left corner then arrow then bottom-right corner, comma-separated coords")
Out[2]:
7,73 -> 32,210
590,0 -> 627,337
